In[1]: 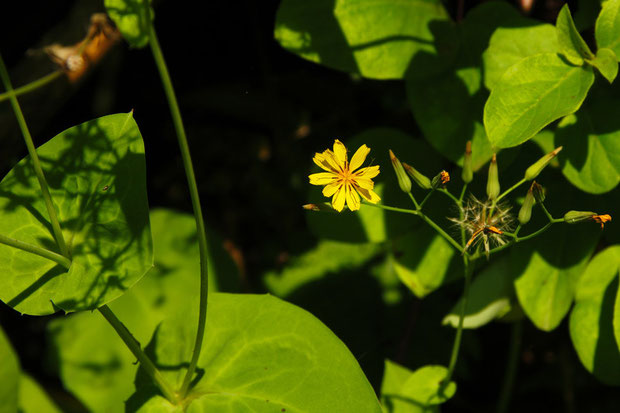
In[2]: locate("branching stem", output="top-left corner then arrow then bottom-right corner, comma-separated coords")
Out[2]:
0,233 -> 71,269
0,55 -> 70,258
0,70 -> 63,103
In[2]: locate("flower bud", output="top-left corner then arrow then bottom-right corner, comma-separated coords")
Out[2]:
432,170 -> 450,189
518,182 -> 536,225
462,141 -> 473,184
402,162 -> 432,190
486,154 -> 500,200
532,182 -> 545,203
302,203 -> 336,213
389,150 -> 412,193
563,211 -> 612,229
524,147 -> 563,180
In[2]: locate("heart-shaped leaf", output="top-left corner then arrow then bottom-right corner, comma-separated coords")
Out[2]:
596,0 -> 620,61
128,293 -> 383,412
0,113 -> 152,315
484,53 -> 594,148
105,0 -> 152,48
274,0 -> 456,80
556,4 -> 594,65
570,245 -> 620,385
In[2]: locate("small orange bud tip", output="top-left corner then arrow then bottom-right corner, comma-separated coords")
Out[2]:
593,214 -> 612,229
302,204 -> 319,211
440,171 -> 450,185
491,153 -> 497,163
465,141 -> 472,154
389,149 -> 396,161
553,146 -> 563,156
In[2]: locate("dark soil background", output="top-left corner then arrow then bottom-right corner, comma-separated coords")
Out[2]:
1,0 -> 617,412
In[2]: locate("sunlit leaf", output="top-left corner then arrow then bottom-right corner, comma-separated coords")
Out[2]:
484,53 -> 594,148
591,47 -> 619,83
0,113 -> 152,315
381,360 -> 439,413
18,374 -> 62,413
274,0 -> 456,79
556,4 -> 594,65
398,365 -> 456,406
48,208 -> 239,413
483,22 -> 558,90
128,293 -> 383,412
0,326 -> 19,413
264,239 -> 380,297
570,245 -> 620,385
392,226 -> 460,298
596,0 -> 620,61
554,101 -> 620,194
104,0 -> 152,48
513,224 -> 599,331
443,256 -> 514,329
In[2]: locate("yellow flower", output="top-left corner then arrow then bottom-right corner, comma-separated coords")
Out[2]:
309,139 -> 380,212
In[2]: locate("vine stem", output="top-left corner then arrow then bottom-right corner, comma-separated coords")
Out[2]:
0,70 -> 63,103
98,305 -> 179,404
0,233 -> 71,269
443,256 -> 473,387
0,55 -> 70,258
146,14 -> 210,397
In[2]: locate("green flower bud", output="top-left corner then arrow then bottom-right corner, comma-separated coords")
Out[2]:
431,170 -> 450,189
462,140 -> 473,183
402,162 -> 432,190
563,210 -> 598,224
486,154 -> 500,200
524,146 -> 563,180
531,182 -> 545,203
518,182 -> 536,225
389,150 -> 412,193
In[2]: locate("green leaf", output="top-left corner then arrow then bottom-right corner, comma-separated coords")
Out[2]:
443,256 -> 514,329
0,113 -> 152,315
307,129 -> 442,243
264,240 -> 380,297
513,224 -> 599,331
596,0 -> 620,61
381,360 -> 440,413
484,53 -> 595,148
570,245 -> 620,385
554,101 -> 620,194
0,326 -> 19,413
406,2 -> 525,170
392,226 -> 460,298
18,374 -> 62,413
400,365 -> 456,406
592,47 -> 619,82
556,4 -> 595,65
129,293 -> 383,412
48,208 -> 239,413
483,22 -> 558,90
274,0 -> 456,80
104,0 -> 152,48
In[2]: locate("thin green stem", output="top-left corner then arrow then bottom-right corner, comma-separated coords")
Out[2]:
419,213 -> 463,252
458,183 -> 468,204
443,257 -> 473,387
0,70 -> 63,103
361,201 -> 418,216
539,202 -> 563,223
418,191 -> 434,209
407,192 -> 420,210
496,320 -> 523,413
0,55 -> 70,258
0,233 -> 71,269
496,178 -> 526,204
438,188 -> 460,206
147,16 -> 210,397
98,305 -> 179,404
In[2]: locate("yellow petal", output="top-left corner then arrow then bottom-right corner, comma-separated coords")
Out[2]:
332,139 -> 348,170
322,181 -> 341,197
357,187 -> 381,204
345,183 -> 361,211
309,172 -> 338,185
349,144 -> 370,172
313,150 -> 340,173
352,177 -> 374,190
331,185 -> 346,212
355,165 -> 380,179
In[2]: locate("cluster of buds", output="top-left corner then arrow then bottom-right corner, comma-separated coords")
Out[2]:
389,149 -> 449,193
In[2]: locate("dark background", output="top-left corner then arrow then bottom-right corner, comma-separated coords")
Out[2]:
1,0 -> 616,412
